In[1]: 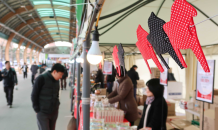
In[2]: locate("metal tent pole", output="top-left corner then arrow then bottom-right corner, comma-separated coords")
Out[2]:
71,58 -> 76,112
76,59 -> 81,130
82,35 -> 91,130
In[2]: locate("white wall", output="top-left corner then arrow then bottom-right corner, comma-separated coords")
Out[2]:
135,55 -> 186,99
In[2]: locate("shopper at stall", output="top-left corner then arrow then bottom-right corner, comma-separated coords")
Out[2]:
40,64 -> 47,74
127,65 -> 140,100
107,70 -> 138,125
1,61 -> 18,108
138,78 -> 168,130
61,63 -> 68,90
31,63 -> 65,130
106,65 -> 116,94
20,62 -> 28,79
95,68 -> 104,88
30,61 -> 39,86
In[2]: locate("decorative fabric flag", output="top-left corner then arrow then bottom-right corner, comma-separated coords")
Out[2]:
117,43 -> 125,76
112,46 -> 121,76
163,0 -> 210,72
136,25 -> 164,74
147,12 -> 184,69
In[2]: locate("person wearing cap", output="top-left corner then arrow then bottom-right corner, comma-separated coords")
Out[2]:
40,64 -> 47,74
107,70 -> 138,126
127,65 -> 140,100
138,78 -> 168,130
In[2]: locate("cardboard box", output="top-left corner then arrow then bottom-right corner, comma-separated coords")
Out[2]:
214,89 -> 218,95
139,96 -> 144,106
167,116 -> 186,122
166,122 -> 175,130
137,80 -> 145,88
213,95 -> 218,104
167,101 -> 176,112
98,88 -> 106,95
203,108 -> 218,130
164,81 -> 183,99
184,125 -> 200,130
168,111 -> 176,116
150,68 -> 160,79
171,119 -> 191,129
143,95 -> 147,103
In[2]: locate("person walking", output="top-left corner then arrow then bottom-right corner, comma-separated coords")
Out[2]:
40,64 -> 47,74
1,61 -> 18,108
60,63 -> 68,90
20,62 -> 28,79
30,61 -> 39,86
138,78 -> 168,130
127,65 -> 140,100
31,63 -> 65,130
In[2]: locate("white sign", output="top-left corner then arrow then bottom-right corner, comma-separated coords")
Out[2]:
103,61 -> 112,75
160,58 -> 169,86
164,81 -> 183,99
196,60 -> 215,103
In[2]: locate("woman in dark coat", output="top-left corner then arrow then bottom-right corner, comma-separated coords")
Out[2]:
107,71 -> 138,125
138,78 -> 168,130
95,68 -> 104,88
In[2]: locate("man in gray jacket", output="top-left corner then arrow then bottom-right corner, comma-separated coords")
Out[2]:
30,61 -> 39,86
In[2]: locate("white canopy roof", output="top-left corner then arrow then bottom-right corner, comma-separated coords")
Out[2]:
96,0 -> 218,46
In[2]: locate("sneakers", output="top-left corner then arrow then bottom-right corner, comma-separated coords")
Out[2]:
8,105 -> 12,108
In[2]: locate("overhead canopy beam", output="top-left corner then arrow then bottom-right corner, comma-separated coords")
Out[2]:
49,0 -> 62,41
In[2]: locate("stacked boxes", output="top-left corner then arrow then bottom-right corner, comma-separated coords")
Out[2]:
167,101 -> 176,116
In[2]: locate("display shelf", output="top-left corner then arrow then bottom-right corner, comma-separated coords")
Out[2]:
185,109 -> 200,117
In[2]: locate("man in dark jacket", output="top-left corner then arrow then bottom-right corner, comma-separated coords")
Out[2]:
60,63 -> 68,90
30,61 -> 39,86
20,62 -> 28,79
39,64 -> 47,74
106,65 -> 116,94
31,63 -> 65,130
1,61 -> 18,108
127,65 -> 140,100
95,68 -> 104,88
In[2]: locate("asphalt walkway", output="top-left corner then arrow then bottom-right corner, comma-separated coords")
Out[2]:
0,72 -> 72,130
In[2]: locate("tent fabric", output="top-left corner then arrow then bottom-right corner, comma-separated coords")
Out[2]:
97,0 -> 218,46
163,0 -> 210,72
124,55 -> 135,71
185,49 -> 197,100
147,12 -> 184,69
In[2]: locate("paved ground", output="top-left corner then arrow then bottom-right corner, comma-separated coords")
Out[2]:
0,72 -> 73,130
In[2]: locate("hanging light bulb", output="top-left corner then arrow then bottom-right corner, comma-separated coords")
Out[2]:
76,51 -> 84,63
87,26 -> 102,65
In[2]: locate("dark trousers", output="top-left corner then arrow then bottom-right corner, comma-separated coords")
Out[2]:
134,87 -> 137,100
107,82 -> 113,94
61,78 -> 66,89
32,75 -> 35,85
4,86 -> 14,105
23,72 -> 27,79
37,110 -> 58,130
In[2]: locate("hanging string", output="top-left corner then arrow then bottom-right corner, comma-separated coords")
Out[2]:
190,13 -> 218,27
95,0 -> 106,27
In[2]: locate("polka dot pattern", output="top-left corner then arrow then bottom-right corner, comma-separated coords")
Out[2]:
147,12 -> 184,69
163,0 -> 210,72
136,25 -> 164,74
112,46 -> 121,76
117,43 -> 126,76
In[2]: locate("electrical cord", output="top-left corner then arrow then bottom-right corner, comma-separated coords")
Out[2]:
100,0 -> 155,36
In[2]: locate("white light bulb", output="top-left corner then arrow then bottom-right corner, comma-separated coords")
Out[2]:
87,41 -> 102,65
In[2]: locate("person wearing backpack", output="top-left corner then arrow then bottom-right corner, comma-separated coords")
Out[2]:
31,63 -> 65,130
1,61 -> 18,108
